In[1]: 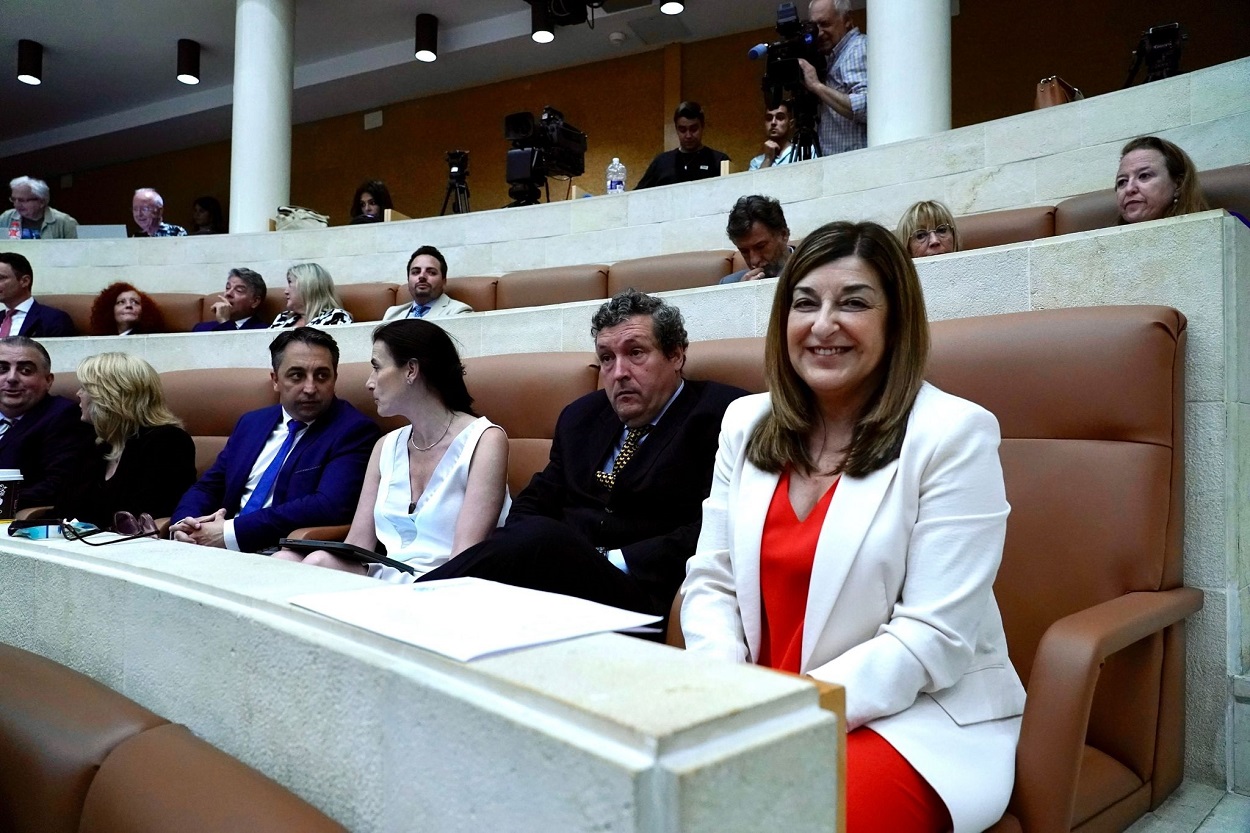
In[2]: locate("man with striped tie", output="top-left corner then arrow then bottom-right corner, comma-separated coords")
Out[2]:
381,246 -> 472,321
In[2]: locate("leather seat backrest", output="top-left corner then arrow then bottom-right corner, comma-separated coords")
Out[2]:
0,644 -> 168,833
683,338 -> 767,393
495,265 -> 608,309
36,294 -> 100,335
445,276 -> 499,312
333,362 -> 406,434
79,723 -> 346,833
161,368 -> 277,436
463,352 -> 598,440
926,306 -> 1185,685
146,293 -> 209,332
337,282 -> 398,322
606,251 -> 737,295
956,206 -> 1056,250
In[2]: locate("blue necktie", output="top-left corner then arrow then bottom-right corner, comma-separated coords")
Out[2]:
412,303 -> 431,318
239,419 -> 303,516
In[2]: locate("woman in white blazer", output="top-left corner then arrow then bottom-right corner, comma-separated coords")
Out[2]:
681,221 -> 1026,833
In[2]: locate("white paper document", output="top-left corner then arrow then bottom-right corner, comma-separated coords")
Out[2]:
289,577 -> 661,662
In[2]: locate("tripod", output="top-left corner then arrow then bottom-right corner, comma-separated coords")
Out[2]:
788,92 -> 823,162
440,175 -> 470,215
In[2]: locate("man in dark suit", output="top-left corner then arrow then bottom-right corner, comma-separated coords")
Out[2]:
420,289 -> 747,616
0,252 -> 76,338
191,268 -> 271,332
0,336 -> 95,509
170,328 -> 380,552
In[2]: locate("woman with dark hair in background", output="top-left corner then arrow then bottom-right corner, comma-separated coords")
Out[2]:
349,180 -> 394,223
88,282 -> 166,336
274,319 -> 509,579
190,195 -> 225,235
1116,136 -> 1209,224
681,220 -> 1025,832
56,352 -> 196,527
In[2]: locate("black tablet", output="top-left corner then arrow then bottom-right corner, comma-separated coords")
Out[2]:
277,538 -> 416,576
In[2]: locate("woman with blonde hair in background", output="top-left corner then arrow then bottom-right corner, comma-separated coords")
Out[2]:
269,262 -> 353,328
895,200 -> 961,258
55,352 -> 196,527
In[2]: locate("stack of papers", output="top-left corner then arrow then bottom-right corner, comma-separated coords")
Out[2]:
289,577 -> 661,661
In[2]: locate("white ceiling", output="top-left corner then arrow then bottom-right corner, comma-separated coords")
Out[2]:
1,0 -> 777,176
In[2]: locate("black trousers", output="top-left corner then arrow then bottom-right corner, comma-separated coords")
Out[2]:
417,515 -> 659,617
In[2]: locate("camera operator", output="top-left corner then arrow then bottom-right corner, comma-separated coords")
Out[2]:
750,102 -> 797,170
798,0 -> 867,156
636,102 -> 731,190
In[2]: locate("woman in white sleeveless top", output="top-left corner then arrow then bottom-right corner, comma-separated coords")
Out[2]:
274,320 -> 509,579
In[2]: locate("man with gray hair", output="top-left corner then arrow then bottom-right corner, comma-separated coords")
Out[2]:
799,0 -> 867,155
132,188 -> 187,237
192,268 -> 271,331
418,288 -> 747,620
2,177 -> 78,240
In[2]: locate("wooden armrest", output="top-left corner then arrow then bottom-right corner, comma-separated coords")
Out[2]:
286,525 -> 350,542
1010,588 -> 1203,832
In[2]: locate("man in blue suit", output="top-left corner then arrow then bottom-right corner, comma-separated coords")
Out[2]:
0,253 -> 76,338
191,268 -> 271,332
171,327 -> 380,552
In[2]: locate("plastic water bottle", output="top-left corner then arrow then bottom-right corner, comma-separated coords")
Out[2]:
7,219 -> 19,239
607,158 -> 626,195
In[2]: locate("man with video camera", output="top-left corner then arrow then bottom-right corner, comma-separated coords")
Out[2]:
799,0 -> 867,156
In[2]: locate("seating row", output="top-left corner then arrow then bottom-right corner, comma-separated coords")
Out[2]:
41,304 -> 1200,832
0,642 -> 344,833
33,164 -> 1248,334
34,162 -> 1245,330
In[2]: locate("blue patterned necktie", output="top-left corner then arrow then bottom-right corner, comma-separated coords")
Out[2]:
239,419 -> 303,516
412,303 -> 431,318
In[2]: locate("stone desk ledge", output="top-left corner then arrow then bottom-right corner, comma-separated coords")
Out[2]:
0,535 -> 840,833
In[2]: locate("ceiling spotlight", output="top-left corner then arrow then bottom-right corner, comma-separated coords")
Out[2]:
659,1 -> 684,14
531,2 -> 555,44
177,38 -> 200,85
415,13 -> 438,62
17,39 -> 42,86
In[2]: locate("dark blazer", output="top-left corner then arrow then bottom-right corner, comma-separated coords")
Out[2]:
509,379 -> 746,606
172,398 -> 380,552
17,300 -> 77,338
191,317 -> 270,332
0,394 -> 95,509
56,424 -> 197,527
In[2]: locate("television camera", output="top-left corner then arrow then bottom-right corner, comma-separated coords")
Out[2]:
748,2 -> 827,162
503,106 -> 587,207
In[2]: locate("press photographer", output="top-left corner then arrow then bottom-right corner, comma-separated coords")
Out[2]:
798,0 -> 867,156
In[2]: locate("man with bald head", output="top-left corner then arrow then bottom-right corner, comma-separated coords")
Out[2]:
799,0 -> 867,156
132,188 -> 187,237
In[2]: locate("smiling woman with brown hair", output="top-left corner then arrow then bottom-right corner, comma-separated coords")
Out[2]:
681,220 -> 1025,833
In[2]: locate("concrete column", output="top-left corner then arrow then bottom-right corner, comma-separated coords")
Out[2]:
229,0 -> 294,233
865,0 -> 951,146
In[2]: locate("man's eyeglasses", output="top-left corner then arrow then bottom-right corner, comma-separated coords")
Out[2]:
61,512 -> 158,546
9,197 -> 42,205
133,205 -> 162,216
911,224 -> 953,243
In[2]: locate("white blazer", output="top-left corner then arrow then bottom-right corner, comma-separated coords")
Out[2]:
382,291 -> 472,321
681,384 -> 1026,833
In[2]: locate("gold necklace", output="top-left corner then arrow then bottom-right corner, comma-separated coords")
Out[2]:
409,414 -> 454,452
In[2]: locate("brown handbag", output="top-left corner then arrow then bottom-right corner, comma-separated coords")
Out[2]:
1034,75 -> 1085,109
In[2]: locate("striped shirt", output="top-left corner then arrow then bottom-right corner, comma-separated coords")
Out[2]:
816,27 -> 868,156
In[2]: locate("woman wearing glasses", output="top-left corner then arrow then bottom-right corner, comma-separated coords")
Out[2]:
55,353 -> 196,529
895,201 -> 961,258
